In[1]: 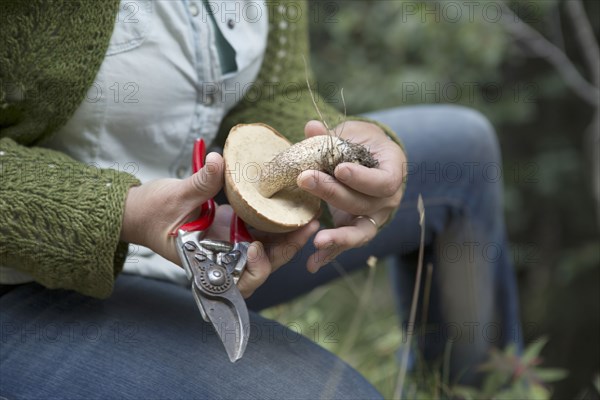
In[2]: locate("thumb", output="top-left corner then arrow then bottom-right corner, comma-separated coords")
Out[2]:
304,120 -> 329,138
182,152 -> 224,203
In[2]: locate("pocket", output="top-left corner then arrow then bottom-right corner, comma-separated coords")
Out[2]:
106,0 -> 153,56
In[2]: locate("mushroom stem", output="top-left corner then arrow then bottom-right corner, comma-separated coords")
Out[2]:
258,135 -> 379,198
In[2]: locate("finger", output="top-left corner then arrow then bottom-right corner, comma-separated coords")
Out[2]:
306,243 -> 340,274
304,120 -> 329,138
237,242 -> 270,298
255,220 -> 320,270
307,217 -> 379,273
297,170 -> 384,216
182,152 -> 224,204
314,219 -> 377,250
334,161 -> 405,198
271,222 -> 318,270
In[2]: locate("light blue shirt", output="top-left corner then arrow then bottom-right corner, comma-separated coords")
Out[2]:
35,0 -> 269,285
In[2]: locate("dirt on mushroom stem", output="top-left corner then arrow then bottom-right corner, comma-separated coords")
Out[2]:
258,135 -> 379,198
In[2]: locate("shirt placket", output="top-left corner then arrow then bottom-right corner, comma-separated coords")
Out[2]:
172,0 -> 226,179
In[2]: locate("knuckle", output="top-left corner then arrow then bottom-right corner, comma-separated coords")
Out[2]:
191,172 -> 209,193
382,173 -> 403,197
204,160 -> 221,176
391,191 -> 403,206
169,187 -> 188,206
320,180 -> 338,201
352,200 -> 372,216
338,236 -> 353,250
241,271 -> 266,294
360,231 -> 371,247
381,190 -> 401,208
381,182 -> 399,197
325,251 -> 340,264
350,232 -> 368,248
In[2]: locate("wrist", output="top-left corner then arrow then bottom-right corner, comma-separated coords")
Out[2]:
120,185 -> 146,246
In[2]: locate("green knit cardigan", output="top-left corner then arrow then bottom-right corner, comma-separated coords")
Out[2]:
0,0 -> 402,298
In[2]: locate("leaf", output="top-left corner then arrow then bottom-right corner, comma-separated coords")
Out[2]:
522,337 -> 548,365
481,370 -> 511,396
452,385 -> 479,400
533,368 -> 568,382
528,382 -> 551,400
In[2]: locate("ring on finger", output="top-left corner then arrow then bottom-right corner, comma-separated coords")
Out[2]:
354,215 -> 378,230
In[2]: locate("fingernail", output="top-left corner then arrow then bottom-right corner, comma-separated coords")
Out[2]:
247,242 -> 260,262
336,165 -> 351,182
309,220 -> 320,234
300,174 -> 317,190
309,253 -> 323,273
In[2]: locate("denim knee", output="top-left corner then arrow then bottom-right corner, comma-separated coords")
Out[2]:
442,105 -> 501,169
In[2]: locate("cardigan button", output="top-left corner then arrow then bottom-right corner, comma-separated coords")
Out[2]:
227,19 -> 235,29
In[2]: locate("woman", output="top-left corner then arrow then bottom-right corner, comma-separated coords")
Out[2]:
1,0 -> 520,397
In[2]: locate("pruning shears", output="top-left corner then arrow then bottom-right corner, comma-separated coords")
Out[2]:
173,139 -> 253,362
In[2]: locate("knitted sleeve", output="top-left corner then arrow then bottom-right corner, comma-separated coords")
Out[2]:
0,138 -> 140,298
0,0 -> 138,298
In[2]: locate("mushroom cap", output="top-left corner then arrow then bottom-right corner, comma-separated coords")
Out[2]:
224,123 -> 321,233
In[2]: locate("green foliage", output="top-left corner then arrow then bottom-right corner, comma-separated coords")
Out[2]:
453,339 -> 567,400
262,266 -> 567,399
309,0 -> 540,125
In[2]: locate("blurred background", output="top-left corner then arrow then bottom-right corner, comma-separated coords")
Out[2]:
262,1 -> 599,398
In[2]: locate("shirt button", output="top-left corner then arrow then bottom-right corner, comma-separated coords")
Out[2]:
189,3 -> 199,17
204,94 -> 215,106
227,19 -> 235,29
176,166 -> 187,179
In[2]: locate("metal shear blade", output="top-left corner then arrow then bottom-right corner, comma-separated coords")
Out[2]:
177,233 -> 250,362
174,138 -> 254,363
192,283 -> 249,363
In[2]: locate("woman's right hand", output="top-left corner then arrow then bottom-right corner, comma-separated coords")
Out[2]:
120,152 -> 225,264
119,152 -> 318,298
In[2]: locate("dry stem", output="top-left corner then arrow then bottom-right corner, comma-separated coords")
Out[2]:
394,194 -> 426,399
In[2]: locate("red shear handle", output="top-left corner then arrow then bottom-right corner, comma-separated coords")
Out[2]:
178,139 -> 216,233
178,204 -> 215,233
192,138 -> 206,174
230,214 -> 253,243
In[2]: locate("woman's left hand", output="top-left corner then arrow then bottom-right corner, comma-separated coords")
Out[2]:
206,205 -> 319,298
297,120 -> 407,273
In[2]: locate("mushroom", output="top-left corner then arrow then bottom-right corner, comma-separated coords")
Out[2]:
224,124 -> 321,233
224,123 -> 378,233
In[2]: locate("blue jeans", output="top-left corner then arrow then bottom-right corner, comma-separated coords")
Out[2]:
0,105 -> 520,398
0,276 -> 380,399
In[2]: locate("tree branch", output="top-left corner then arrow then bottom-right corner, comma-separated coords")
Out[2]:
563,0 -> 600,225
565,0 -> 600,88
499,2 -> 599,106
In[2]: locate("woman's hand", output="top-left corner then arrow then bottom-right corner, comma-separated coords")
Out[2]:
120,152 -> 225,264
120,152 -> 318,297
297,120 -> 407,273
